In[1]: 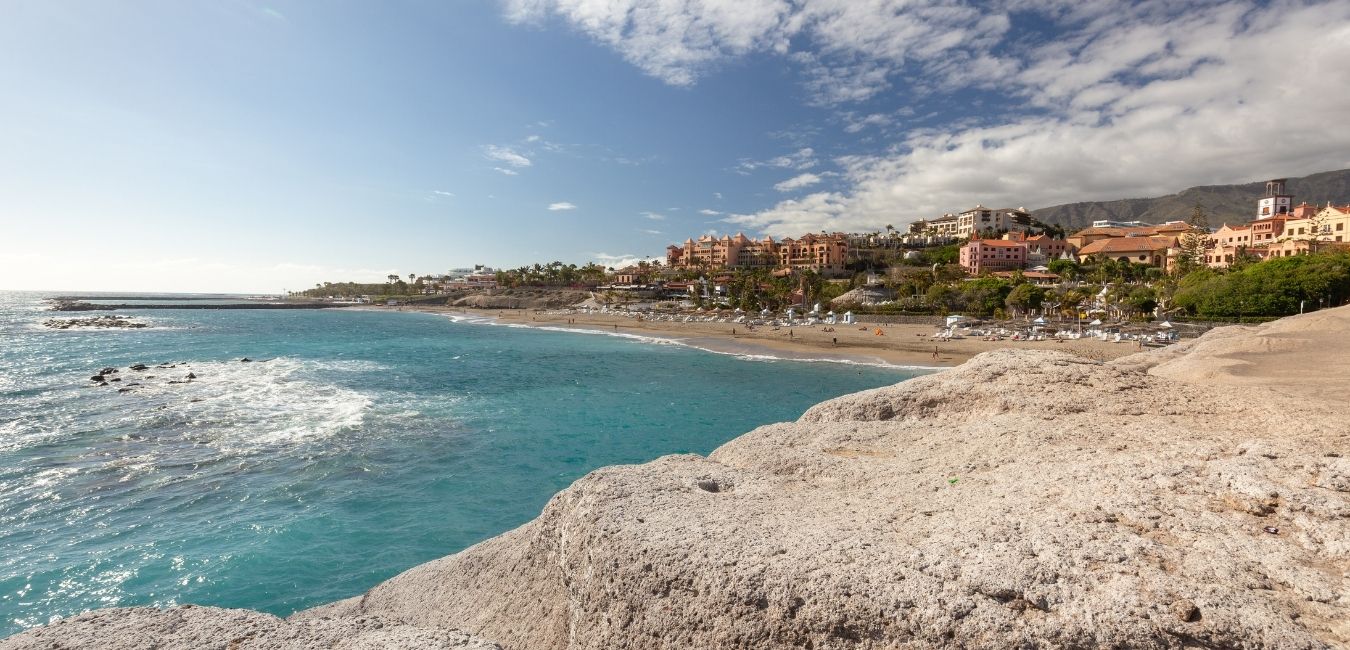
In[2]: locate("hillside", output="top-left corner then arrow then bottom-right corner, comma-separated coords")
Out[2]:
1031,168 -> 1350,230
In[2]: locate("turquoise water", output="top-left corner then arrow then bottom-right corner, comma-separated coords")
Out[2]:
0,291 -> 923,637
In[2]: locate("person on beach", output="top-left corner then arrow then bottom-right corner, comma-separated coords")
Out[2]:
933,345 -> 939,359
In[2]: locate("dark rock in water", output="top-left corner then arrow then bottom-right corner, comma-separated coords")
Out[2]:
145,375 -> 154,379
129,363 -> 148,371
187,372 -> 197,380
100,367 -> 118,375
91,375 -> 105,382
110,377 -> 122,383
240,358 -> 252,363
117,387 -> 133,393
168,380 -> 185,385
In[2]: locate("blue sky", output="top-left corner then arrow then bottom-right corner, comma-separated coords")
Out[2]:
3,0 -> 1348,292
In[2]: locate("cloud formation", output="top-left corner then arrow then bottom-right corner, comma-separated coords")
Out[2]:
503,0 -> 1017,104
773,173 -> 822,192
548,201 -> 578,211
484,145 -> 532,168
723,1 -> 1350,235
505,1 -> 1350,239
736,147 -> 817,174
591,252 -> 657,269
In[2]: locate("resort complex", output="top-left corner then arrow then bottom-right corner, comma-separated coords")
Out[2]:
664,232 -> 850,276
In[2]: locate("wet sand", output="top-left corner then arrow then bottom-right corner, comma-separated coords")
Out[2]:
386,306 -> 1143,367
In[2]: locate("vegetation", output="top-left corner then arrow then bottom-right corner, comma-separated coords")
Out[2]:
496,262 -> 609,287
1172,251 -> 1350,318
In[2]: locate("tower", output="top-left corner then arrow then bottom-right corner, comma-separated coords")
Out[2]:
1256,178 -> 1292,219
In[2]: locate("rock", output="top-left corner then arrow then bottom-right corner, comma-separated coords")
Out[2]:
129,363 -> 148,371
109,377 -> 121,383
0,606 -> 501,650
1172,599 -> 1201,623
313,309 -> 1350,649
186,372 -> 197,380
100,368 -> 118,375
240,358 -> 252,363
90,375 -> 105,382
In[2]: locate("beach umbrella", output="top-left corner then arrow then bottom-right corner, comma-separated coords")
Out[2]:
1089,319 -> 1103,326
1033,316 -> 1047,325
1158,321 -> 1173,328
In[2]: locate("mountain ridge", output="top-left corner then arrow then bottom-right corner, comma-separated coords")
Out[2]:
1030,168 -> 1350,231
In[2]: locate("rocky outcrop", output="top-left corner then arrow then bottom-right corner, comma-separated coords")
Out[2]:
5,307 -> 1349,649
0,606 -> 499,649
44,315 -> 147,329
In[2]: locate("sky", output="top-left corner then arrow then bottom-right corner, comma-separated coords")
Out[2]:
2,0 -> 1349,293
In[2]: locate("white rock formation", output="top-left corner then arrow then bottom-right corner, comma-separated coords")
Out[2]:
5,307 -> 1349,649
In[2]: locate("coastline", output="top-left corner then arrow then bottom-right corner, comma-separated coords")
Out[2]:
7,306 -> 1348,648
368,304 -> 1143,367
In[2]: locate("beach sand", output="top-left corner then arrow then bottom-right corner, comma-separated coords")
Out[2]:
391,305 -> 1142,367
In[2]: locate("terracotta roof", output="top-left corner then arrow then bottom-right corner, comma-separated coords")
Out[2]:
1077,236 -> 1176,256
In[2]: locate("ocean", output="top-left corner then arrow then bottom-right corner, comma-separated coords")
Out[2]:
0,291 -> 924,637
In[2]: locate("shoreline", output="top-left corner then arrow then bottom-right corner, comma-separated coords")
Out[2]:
366,304 -> 1144,367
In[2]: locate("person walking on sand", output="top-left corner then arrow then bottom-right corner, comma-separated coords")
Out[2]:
933,345 -> 939,359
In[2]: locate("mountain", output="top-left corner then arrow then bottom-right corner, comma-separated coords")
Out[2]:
1030,168 -> 1350,231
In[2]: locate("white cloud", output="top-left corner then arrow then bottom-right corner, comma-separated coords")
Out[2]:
483,144 -> 532,168
641,211 -> 665,220
502,0 -> 1010,104
592,252 -> 656,269
698,208 -> 722,216
773,173 -> 822,192
431,190 -> 455,197
548,202 -> 578,211
493,167 -> 520,176
736,147 -> 817,174
640,229 -> 664,235
713,192 -> 723,200
729,1 -> 1350,236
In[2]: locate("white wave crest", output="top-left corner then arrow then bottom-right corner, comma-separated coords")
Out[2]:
122,357 -> 372,451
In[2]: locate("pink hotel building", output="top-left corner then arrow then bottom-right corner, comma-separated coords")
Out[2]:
959,238 -> 1028,274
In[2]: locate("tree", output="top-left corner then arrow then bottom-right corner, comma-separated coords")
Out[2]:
1176,204 -> 1213,275
926,284 -> 961,313
1005,283 -> 1044,318
1305,209 -> 1328,255
1047,258 -> 1080,281
1124,286 -> 1158,317
960,277 -> 1013,317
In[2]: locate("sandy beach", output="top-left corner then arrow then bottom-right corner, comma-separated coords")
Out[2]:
387,305 -> 1144,367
